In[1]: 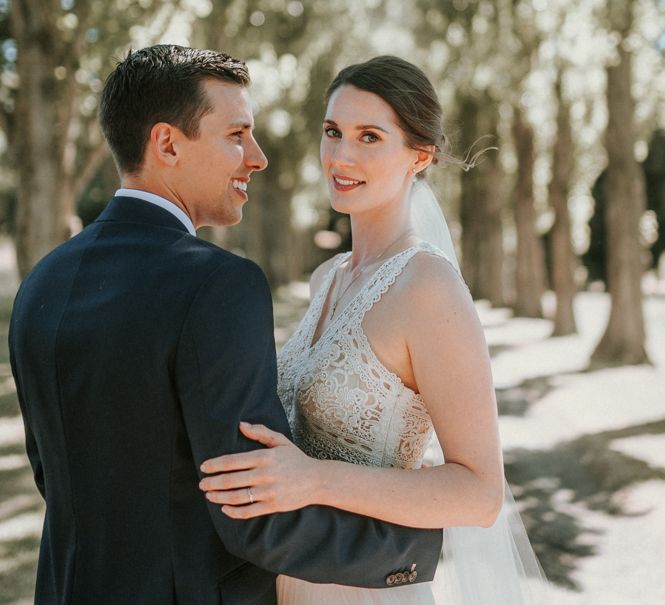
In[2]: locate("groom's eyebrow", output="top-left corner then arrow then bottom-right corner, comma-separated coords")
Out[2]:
228,121 -> 253,130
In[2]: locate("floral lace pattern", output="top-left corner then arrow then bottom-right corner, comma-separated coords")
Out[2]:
277,243 -> 459,470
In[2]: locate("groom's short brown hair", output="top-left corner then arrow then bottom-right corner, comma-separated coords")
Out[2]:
100,44 -> 249,175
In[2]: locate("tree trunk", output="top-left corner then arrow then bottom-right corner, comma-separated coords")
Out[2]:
549,78 -> 577,335
475,148 -> 504,305
512,107 -> 545,317
592,41 -> 649,365
458,95 -> 504,305
10,1 -> 70,277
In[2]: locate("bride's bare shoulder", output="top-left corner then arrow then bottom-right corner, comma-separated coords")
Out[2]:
309,253 -> 346,298
397,250 -> 479,344
401,249 -> 467,297
394,250 -> 473,322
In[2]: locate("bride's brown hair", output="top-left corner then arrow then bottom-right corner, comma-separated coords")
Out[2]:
325,55 -> 469,175
326,55 -> 448,176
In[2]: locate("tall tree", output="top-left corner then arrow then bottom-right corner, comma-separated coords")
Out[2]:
592,1 -> 649,365
644,130 -> 665,268
548,75 -> 577,335
9,0 -> 79,275
512,105 -> 545,317
415,0 -> 507,304
3,0 -> 170,277
509,0 -> 546,318
458,93 -> 504,304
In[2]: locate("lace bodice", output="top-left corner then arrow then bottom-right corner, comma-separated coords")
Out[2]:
277,243 -> 457,470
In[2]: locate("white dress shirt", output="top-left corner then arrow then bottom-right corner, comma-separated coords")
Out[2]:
115,188 -> 196,236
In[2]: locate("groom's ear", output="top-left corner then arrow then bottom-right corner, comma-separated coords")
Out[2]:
149,122 -> 179,167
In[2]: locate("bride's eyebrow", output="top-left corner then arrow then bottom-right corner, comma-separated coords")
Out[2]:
323,119 -> 389,133
356,124 -> 389,133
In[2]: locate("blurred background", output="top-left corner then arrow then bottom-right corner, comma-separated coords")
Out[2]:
0,0 -> 664,603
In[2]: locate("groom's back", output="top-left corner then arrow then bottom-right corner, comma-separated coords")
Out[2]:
10,204 -> 261,603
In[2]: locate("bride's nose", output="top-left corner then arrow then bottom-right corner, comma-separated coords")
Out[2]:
328,139 -> 356,168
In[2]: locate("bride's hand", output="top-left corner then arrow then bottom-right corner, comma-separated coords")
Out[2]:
199,421 -> 320,518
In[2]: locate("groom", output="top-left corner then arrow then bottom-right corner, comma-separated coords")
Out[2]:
9,45 -> 442,604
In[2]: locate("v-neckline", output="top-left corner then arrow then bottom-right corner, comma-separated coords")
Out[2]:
307,246 -> 418,350
307,252 -> 351,350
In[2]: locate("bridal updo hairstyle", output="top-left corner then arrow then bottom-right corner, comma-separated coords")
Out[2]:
100,44 -> 249,175
325,55 -> 451,177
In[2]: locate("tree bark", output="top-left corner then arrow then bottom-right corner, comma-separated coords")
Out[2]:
10,0 -> 70,276
8,1 -> 163,278
549,78 -> 577,335
592,40 -> 649,365
512,107 -> 545,317
458,95 -> 504,305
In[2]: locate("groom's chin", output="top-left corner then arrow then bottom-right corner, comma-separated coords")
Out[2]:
211,205 -> 244,227
226,208 -> 243,226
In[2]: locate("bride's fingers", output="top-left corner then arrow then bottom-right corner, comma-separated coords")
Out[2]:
221,502 -> 272,519
239,421 -> 291,447
199,469 -> 261,492
200,449 -> 265,474
205,487 -> 263,506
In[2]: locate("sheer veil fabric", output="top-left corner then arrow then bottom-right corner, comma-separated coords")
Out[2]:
410,179 -> 551,604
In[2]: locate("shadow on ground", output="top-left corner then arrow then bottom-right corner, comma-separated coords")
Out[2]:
496,375 -> 558,416
505,418 -> 665,588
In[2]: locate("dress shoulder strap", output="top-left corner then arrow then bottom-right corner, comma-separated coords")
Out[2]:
344,246 -> 421,326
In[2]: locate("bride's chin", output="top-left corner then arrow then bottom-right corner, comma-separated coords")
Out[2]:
329,198 -> 352,215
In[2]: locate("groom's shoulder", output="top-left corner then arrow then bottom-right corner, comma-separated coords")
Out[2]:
180,237 -> 259,272
180,239 -> 269,291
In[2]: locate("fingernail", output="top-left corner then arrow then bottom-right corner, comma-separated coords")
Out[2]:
199,481 -> 205,490
240,421 -> 251,429
200,463 -> 208,473
205,492 -> 212,500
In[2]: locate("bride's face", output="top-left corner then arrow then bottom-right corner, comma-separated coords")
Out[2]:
320,85 -> 422,216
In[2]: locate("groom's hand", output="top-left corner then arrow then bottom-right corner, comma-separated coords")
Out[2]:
199,422 -> 322,518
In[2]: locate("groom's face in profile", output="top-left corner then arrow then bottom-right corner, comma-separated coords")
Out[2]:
174,79 -> 268,227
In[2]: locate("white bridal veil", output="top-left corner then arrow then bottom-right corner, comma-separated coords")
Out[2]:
410,179 -> 551,604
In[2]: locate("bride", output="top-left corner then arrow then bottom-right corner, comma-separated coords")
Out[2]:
200,56 -> 548,604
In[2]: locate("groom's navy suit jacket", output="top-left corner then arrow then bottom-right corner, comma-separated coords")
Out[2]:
9,196 -> 442,605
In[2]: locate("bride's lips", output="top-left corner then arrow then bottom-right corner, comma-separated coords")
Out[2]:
332,174 -> 365,192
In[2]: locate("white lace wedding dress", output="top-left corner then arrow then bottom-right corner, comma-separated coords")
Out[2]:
276,243 -> 443,605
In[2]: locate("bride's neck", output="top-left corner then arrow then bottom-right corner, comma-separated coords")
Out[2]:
349,208 -> 414,269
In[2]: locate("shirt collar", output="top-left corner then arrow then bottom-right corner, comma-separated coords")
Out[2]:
115,188 -> 196,236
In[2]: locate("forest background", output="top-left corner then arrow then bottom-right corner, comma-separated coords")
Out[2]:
1,0 -> 665,603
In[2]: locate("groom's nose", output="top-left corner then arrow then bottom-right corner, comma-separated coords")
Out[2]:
246,136 -> 268,172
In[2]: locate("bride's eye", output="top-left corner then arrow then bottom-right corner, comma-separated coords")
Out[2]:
324,127 -> 341,138
361,132 -> 379,143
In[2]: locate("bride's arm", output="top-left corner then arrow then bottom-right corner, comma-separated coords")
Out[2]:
201,255 -> 504,529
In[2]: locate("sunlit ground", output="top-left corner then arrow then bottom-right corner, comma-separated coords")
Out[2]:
2,240 -> 664,604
